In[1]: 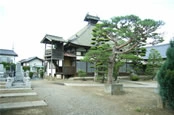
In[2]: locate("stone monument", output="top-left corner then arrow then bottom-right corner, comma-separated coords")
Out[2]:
0,64 -> 4,77
6,62 -> 31,88
0,64 -> 6,81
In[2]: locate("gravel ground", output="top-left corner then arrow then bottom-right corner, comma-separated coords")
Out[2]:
32,80 -> 136,115
1,79 -> 173,115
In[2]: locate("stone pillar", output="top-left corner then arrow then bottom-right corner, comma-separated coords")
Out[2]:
15,63 -> 24,81
0,64 -> 4,78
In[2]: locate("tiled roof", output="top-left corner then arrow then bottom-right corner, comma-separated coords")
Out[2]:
41,34 -> 66,44
143,43 -> 169,59
67,24 -> 95,47
66,14 -> 100,47
0,49 -> 18,56
19,56 -> 43,63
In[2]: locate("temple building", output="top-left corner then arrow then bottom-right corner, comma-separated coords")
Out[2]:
40,14 -> 100,77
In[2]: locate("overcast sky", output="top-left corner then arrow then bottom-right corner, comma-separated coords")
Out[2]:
0,0 -> 174,62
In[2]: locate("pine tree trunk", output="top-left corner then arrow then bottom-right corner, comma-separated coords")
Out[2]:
94,71 -> 98,81
107,48 -> 116,84
107,61 -> 114,83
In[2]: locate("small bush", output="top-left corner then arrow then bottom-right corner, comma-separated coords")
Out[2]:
130,73 -> 139,81
135,107 -> 142,112
29,72 -> 33,79
77,70 -> 86,81
77,70 -> 86,77
95,75 -> 106,83
40,70 -> 44,78
130,75 -> 139,81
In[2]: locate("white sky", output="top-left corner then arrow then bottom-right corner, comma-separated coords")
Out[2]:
0,0 -> 174,62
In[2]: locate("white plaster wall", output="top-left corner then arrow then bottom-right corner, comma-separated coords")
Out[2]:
0,55 -> 15,63
28,59 -> 43,66
76,56 -> 84,60
46,62 -> 56,76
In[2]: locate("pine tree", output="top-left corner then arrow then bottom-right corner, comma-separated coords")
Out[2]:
157,40 -> 174,109
83,44 -> 111,82
92,15 -> 164,84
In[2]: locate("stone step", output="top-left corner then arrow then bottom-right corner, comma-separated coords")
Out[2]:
10,82 -> 31,88
0,85 -> 5,88
0,92 -> 37,98
0,88 -> 32,91
0,78 -> 6,82
0,89 -> 33,94
12,82 -> 25,85
0,100 -> 47,110
0,82 -> 6,85
0,95 -> 40,104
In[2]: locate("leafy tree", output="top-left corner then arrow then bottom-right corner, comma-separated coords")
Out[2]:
145,48 -> 163,78
157,40 -> 174,109
92,15 -> 164,84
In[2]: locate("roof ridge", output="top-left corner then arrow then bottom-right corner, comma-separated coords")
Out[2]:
0,49 -> 13,51
145,43 -> 169,48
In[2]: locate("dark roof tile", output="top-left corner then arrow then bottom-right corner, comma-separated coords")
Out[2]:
40,34 -> 66,44
0,49 -> 18,56
19,56 -> 43,63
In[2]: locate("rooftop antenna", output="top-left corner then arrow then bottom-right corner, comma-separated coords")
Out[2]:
12,41 -> 14,50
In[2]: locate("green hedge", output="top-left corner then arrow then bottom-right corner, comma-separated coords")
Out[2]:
157,40 -> 174,109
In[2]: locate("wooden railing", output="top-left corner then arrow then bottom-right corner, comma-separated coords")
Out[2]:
44,49 -> 64,60
45,49 -> 52,56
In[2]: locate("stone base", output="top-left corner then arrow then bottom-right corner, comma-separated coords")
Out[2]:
6,77 -> 31,88
12,81 -> 31,88
0,77 -> 6,81
104,83 -> 123,95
